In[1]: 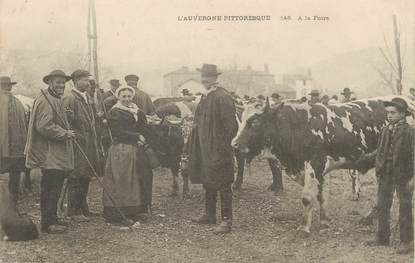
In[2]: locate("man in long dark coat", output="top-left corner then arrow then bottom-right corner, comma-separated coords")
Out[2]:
124,74 -> 155,115
190,64 -> 238,234
0,77 -> 27,204
25,70 -> 75,234
62,70 -> 99,221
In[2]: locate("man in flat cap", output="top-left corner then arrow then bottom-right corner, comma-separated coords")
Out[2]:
124,74 -> 155,115
103,79 -> 120,101
190,64 -> 238,234
0,77 -> 28,204
365,97 -> 414,254
25,70 -> 75,234
62,70 -> 99,222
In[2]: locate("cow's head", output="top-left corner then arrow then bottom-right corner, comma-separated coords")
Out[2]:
232,98 -> 282,160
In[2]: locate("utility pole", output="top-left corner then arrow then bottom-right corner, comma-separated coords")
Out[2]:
392,15 -> 403,95
0,0 -> 4,65
87,0 -> 99,83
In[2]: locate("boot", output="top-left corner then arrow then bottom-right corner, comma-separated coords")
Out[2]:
192,189 -> 217,224
396,242 -> 413,254
365,238 -> 389,247
42,224 -> 67,234
213,218 -> 232,234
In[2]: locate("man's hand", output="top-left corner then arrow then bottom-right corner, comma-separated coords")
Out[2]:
66,130 -> 76,139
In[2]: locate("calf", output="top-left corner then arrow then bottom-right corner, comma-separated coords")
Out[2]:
232,97 -> 413,235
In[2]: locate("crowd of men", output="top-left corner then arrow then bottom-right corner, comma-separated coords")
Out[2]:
0,64 -> 413,253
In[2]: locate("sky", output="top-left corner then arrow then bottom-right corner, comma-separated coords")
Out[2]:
0,0 -> 414,92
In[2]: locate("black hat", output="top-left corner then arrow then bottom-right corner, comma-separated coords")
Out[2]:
341,88 -> 352,95
383,97 -> 411,116
43,70 -> 71,84
309,89 -> 320,96
109,79 -> 121,87
125,74 -> 139,82
197,64 -> 221,77
71,69 -> 91,80
0,76 -> 17,86
271,93 -> 280,99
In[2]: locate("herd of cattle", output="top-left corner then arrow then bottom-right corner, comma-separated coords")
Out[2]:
7,92 -> 415,237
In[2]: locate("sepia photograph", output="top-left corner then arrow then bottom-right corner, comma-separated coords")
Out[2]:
0,0 -> 414,262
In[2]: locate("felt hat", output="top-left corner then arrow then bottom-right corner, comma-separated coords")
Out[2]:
0,76 -> 17,86
341,88 -> 352,95
309,89 -> 320,96
383,97 -> 411,116
71,69 -> 91,81
110,79 -> 121,87
271,93 -> 280,99
197,64 -> 221,77
43,70 -> 71,84
124,74 -> 139,82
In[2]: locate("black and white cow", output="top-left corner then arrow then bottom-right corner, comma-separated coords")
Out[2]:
232,96 -> 414,235
150,97 -> 285,198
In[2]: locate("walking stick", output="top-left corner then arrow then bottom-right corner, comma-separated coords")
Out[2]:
40,90 -> 133,229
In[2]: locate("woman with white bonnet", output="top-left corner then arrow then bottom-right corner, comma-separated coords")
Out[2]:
102,86 -> 153,225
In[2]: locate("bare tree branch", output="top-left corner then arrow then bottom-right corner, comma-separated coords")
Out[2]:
372,63 -> 396,94
379,47 -> 399,75
382,31 -> 396,66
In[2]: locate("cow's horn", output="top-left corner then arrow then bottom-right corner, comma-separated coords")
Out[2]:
264,97 -> 270,112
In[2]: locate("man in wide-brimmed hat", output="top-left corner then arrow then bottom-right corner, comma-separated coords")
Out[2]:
365,97 -> 414,254
62,69 -> 98,222
308,89 -> 320,104
341,87 -> 353,103
189,64 -> 238,234
0,76 -> 28,204
124,74 -> 155,115
103,79 -> 120,101
25,70 -> 75,234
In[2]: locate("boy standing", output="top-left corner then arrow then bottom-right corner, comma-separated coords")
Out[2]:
369,97 -> 414,254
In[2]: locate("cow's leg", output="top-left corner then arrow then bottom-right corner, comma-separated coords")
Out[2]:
312,157 -> 331,228
299,161 -> 319,236
360,205 -> 378,225
232,151 -> 245,191
181,169 -> 190,200
349,169 -> 360,201
318,180 -> 331,228
267,159 -> 283,195
168,164 -> 180,197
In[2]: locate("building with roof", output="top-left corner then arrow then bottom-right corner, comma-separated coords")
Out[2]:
282,73 -> 313,99
163,64 -> 283,97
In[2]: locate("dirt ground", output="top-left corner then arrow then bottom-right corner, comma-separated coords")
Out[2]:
0,158 -> 413,263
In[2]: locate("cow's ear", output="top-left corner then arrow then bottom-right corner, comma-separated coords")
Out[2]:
264,97 -> 271,112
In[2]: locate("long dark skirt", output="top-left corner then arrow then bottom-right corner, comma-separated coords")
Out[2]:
102,143 -> 153,223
